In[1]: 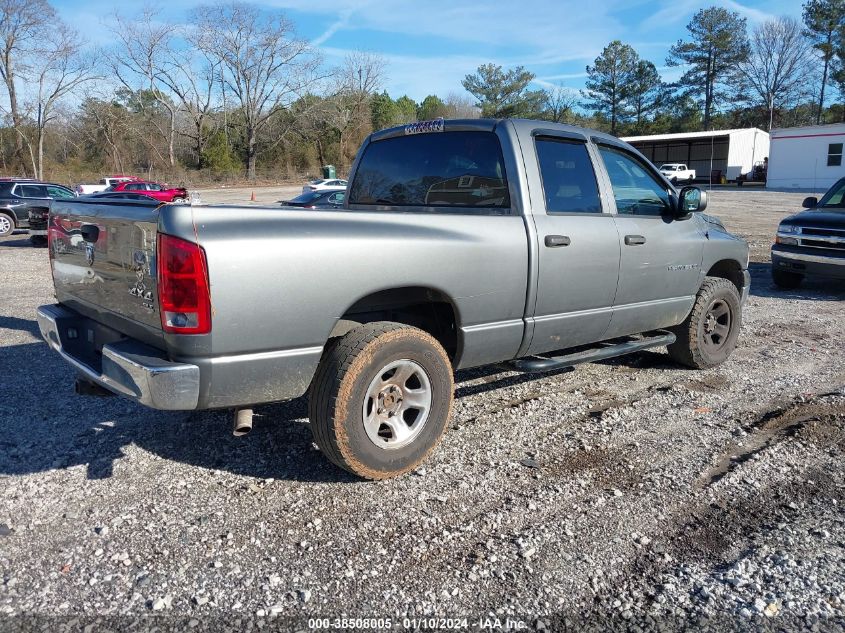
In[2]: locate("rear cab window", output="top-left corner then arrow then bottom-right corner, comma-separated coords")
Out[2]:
349,130 -> 511,213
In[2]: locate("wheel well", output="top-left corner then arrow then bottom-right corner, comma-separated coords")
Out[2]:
331,287 -> 459,360
0,209 -> 15,225
706,259 -> 744,293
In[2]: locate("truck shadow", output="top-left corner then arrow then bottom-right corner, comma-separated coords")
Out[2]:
0,334 -> 589,484
748,261 -> 845,301
0,234 -> 38,249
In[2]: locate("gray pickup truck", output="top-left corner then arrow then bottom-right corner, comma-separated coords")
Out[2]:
37,119 -> 750,479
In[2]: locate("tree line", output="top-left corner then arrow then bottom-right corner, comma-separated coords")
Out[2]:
0,0 -> 843,184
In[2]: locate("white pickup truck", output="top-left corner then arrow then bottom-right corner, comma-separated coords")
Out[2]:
659,163 -> 696,184
74,176 -> 138,196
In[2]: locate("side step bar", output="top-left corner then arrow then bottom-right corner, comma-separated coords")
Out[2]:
506,330 -> 677,373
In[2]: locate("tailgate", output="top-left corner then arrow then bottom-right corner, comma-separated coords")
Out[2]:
49,198 -> 164,334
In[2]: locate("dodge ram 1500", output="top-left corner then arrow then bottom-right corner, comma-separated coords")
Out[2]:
37,118 -> 750,479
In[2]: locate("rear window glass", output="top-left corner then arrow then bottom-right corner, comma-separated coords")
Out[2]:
290,192 -> 322,204
349,131 -> 510,210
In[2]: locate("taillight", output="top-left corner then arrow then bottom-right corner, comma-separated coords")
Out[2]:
156,233 -> 211,334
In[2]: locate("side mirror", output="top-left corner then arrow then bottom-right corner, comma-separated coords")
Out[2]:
678,186 -> 707,214
802,196 -> 818,209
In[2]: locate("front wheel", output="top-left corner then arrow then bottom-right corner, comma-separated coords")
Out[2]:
308,322 -> 453,479
668,277 -> 742,369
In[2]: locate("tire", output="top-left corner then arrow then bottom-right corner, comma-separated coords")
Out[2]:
687,176 -> 694,184
172,197 -> 185,203
772,268 -> 803,289
29,235 -> 47,246
308,321 -> 453,479
668,277 -> 742,369
670,177 -> 678,185
0,213 -> 14,237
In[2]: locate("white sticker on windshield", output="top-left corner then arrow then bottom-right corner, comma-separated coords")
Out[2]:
405,119 -> 445,135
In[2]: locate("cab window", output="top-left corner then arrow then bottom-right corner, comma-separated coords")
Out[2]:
598,146 -> 670,216
535,137 -> 602,214
19,184 -> 47,198
47,186 -> 74,199
349,130 -> 510,212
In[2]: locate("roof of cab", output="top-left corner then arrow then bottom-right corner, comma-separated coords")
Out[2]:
369,117 -> 630,149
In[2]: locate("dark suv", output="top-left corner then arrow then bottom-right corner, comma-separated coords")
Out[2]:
772,177 -> 845,288
0,180 -> 76,243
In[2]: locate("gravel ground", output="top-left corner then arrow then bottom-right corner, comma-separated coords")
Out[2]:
0,188 -> 843,631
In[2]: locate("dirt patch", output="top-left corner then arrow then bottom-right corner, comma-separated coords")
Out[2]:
701,393 -> 845,487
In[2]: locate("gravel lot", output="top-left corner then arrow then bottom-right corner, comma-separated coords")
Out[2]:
1,188 -> 843,631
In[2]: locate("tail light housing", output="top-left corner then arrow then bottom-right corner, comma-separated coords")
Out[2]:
156,233 -> 211,334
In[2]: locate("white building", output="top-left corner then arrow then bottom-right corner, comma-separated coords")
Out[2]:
621,128 -> 770,182
767,123 -> 845,190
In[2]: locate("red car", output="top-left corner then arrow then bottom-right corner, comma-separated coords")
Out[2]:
109,180 -> 188,203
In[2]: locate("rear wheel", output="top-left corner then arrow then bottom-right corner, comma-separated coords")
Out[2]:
0,213 -> 14,237
772,268 -> 803,289
668,277 -> 742,369
308,322 -> 453,479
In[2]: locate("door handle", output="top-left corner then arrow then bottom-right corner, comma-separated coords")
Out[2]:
545,235 -> 571,247
624,234 -> 646,246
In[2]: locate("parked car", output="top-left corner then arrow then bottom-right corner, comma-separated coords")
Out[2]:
658,163 -> 696,184
37,118 -> 749,480
302,178 -> 347,194
75,175 -> 139,196
0,180 -> 76,242
282,190 -> 346,209
108,180 -> 189,203
86,191 -> 161,201
771,177 -> 845,288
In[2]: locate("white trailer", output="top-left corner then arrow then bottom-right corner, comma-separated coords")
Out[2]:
622,128 -> 770,182
767,123 -> 845,191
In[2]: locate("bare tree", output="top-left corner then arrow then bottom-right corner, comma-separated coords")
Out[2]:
0,0 -> 52,174
542,85 -> 577,123
27,23 -> 96,178
327,51 -> 386,164
109,9 -> 180,168
443,92 -> 480,118
736,17 -> 813,130
189,2 -> 320,179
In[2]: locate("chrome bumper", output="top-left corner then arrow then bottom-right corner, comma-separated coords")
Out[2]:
37,304 -> 200,410
772,249 -> 845,266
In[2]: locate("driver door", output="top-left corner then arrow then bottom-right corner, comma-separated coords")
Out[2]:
596,144 -> 704,338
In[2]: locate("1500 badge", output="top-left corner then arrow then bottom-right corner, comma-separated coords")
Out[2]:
668,264 -> 699,271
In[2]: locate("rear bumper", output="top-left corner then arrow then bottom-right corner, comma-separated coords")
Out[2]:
772,246 -> 845,280
37,304 -> 200,410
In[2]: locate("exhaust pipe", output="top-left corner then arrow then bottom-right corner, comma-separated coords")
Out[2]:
74,378 -> 114,397
233,408 -> 253,437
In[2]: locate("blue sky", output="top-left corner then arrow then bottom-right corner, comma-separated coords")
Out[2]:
54,0 -> 803,102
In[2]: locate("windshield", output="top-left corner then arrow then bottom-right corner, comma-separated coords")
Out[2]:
817,178 -> 845,210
